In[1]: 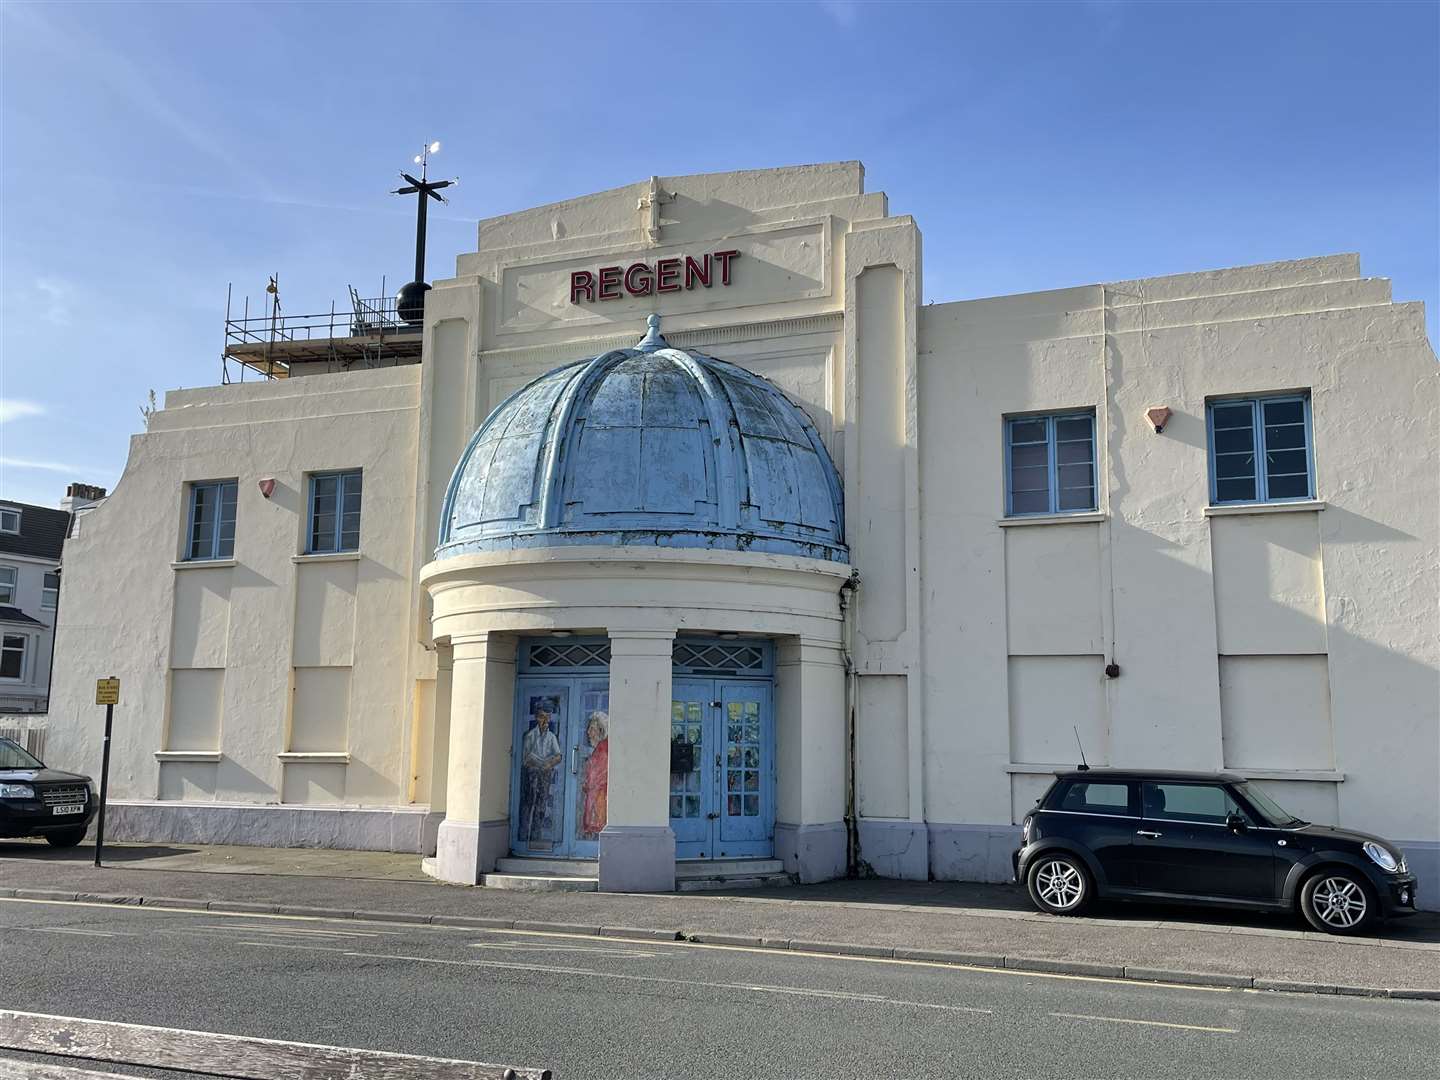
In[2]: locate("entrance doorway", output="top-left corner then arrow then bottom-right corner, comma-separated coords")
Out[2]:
510,675 -> 610,859
669,679 -> 774,859
508,637 -> 775,863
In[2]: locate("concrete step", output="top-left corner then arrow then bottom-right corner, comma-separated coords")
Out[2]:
495,857 -> 599,877
481,872 -> 598,892
677,872 -> 793,892
675,858 -> 785,879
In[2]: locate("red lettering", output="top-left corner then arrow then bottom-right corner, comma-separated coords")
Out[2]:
570,270 -> 595,303
714,250 -> 740,286
597,266 -> 622,301
655,258 -> 682,293
684,254 -> 712,290
624,262 -> 654,296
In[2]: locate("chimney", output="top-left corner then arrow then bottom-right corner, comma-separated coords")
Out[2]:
60,482 -> 107,514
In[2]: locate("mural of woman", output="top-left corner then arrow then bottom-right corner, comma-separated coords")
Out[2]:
578,710 -> 609,840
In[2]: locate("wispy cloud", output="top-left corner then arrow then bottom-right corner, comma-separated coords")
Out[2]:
0,400 -> 46,425
2,3 -> 281,203
36,278 -> 71,325
818,1 -> 861,29
1,456 -> 89,474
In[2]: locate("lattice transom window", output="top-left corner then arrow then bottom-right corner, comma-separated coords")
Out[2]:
526,642 -> 611,670
673,641 -> 766,673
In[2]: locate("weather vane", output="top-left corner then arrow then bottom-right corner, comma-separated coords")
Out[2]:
392,140 -> 457,324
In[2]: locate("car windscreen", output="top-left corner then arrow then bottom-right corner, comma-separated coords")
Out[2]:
1235,781 -> 1305,827
0,737 -> 44,770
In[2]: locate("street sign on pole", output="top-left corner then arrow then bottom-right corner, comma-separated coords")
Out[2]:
94,677 -> 118,868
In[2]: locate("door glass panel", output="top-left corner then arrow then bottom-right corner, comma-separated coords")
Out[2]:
670,697 -> 704,818
517,689 -> 568,852
574,688 -> 609,842
723,698 -> 762,819
1142,782 -> 1243,825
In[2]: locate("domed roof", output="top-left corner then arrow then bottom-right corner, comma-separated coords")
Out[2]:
437,316 -> 847,563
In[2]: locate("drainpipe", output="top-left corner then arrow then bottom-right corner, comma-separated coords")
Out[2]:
839,569 -> 860,877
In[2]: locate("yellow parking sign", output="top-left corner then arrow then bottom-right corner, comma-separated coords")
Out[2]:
95,678 -> 120,706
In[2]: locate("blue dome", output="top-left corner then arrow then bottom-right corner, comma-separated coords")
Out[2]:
437,318 -> 847,563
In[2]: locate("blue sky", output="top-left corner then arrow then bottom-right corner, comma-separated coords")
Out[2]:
1,0 -> 1435,508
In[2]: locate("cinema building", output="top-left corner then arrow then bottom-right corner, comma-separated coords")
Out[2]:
43,163 -> 1439,903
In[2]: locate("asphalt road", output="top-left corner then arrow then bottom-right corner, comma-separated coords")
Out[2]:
0,897 -> 1435,1080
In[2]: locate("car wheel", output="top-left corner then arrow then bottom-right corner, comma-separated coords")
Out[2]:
44,826 -> 87,849
1300,868 -> 1375,934
1026,853 -> 1092,915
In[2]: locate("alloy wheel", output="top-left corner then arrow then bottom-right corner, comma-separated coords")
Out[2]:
1311,875 -> 1368,929
1035,859 -> 1085,911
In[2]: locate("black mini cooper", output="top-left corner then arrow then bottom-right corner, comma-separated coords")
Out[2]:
1013,769 -> 1417,934
0,737 -> 96,848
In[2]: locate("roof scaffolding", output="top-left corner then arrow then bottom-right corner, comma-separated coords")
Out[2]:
221,281 -> 422,381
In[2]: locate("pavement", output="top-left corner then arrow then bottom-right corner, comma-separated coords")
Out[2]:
1,898 -> 1436,1080
2,838 -> 1438,998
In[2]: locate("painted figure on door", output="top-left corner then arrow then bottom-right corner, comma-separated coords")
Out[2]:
577,711 -> 609,840
519,701 -> 563,847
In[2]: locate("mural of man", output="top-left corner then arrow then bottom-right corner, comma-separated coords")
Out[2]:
519,706 -> 564,845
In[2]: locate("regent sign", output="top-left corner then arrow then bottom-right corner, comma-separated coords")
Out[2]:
570,250 -> 740,304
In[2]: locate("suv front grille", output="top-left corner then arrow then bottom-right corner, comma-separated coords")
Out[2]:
40,785 -> 88,806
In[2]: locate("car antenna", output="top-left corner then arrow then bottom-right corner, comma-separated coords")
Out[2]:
1074,726 -> 1090,771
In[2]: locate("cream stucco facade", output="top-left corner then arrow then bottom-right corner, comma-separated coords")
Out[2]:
43,163 -> 1440,904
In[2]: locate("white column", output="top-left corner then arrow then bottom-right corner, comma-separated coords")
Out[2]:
775,638 -> 848,882
433,632 -> 516,884
599,628 -> 676,892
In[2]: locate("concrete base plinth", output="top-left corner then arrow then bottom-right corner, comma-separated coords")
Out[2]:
598,825 -> 676,893
928,822 -> 1023,884
856,819 -> 929,880
433,817 -> 509,885
774,821 -> 847,883
103,800 -> 443,855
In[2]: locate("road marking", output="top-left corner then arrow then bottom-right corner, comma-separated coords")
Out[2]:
191,923 -> 399,938
230,939 -> 993,1014
480,929 -> 1236,993
32,928 -> 132,938
467,941 -> 662,958
1051,1012 -> 1238,1034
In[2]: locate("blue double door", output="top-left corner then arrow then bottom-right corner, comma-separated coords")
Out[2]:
670,679 -> 774,859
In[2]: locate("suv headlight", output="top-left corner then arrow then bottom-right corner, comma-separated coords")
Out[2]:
1363,841 -> 1399,873
0,783 -> 36,799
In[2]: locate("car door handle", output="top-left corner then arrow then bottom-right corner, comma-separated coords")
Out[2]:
1135,829 -> 1163,839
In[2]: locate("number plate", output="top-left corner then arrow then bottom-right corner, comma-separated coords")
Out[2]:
51,804 -> 85,816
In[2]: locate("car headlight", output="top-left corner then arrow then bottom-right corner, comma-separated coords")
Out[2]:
1363,841 -> 1399,873
0,783 -> 36,799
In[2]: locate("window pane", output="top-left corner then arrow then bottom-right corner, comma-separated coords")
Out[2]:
1057,466 -> 1095,510
1267,473 -> 1310,500
1009,464 -> 1049,495
1214,451 -> 1256,480
0,567 -> 14,604
1144,783 -> 1231,824
1009,443 -> 1047,469
1212,425 -> 1254,455
1057,782 -> 1131,815
1054,417 -> 1092,442
0,635 -> 23,678
1264,423 -> 1306,450
1009,490 -> 1050,515
1009,419 -> 1046,445
1265,449 -> 1308,477
1056,439 -> 1092,465
189,486 -> 216,559
1211,403 -> 1254,430
1216,477 -> 1257,503
1262,399 -> 1304,426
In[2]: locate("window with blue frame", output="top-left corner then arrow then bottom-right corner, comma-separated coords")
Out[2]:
1207,395 -> 1314,504
1005,412 -> 1098,516
307,470 -> 362,553
185,480 -> 237,560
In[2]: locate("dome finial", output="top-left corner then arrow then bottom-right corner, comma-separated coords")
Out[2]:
636,313 -> 668,352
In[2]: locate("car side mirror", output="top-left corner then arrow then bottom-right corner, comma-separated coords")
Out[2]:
1226,813 -> 1248,835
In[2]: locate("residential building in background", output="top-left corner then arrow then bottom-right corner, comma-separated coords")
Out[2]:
39,163 -> 1439,906
0,500 -> 68,715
